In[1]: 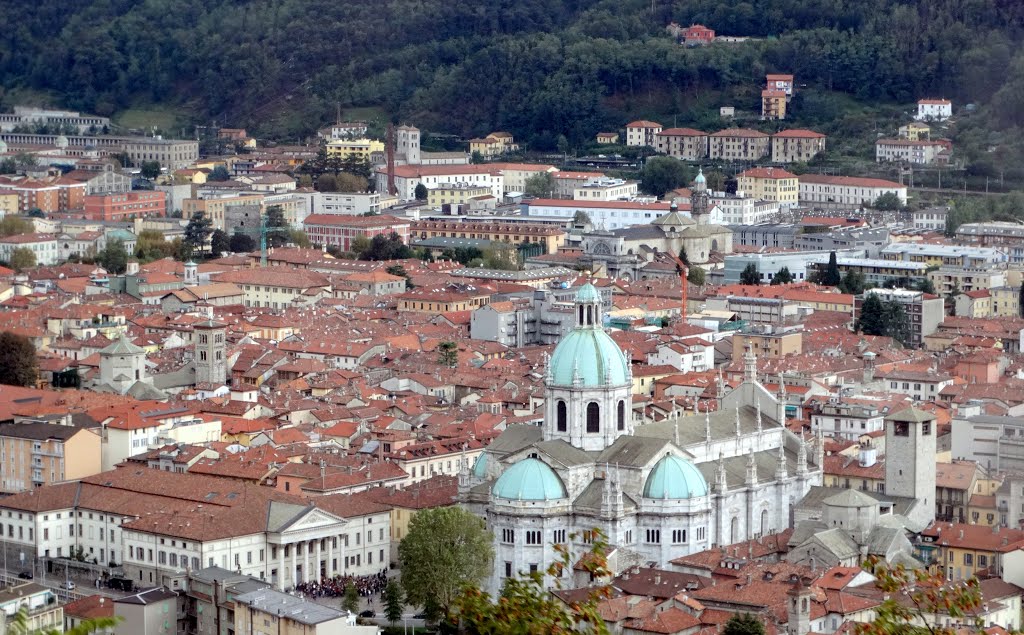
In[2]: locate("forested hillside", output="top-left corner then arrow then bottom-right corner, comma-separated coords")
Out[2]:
1,0 -> 1023,154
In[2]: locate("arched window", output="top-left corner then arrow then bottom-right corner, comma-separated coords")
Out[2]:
617,400 -> 626,431
586,306 -> 593,325
586,402 -> 600,433
578,305 -> 584,325
556,401 -> 567,432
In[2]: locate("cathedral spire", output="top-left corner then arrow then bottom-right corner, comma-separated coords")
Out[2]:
673,416 -> 681,447
716,452 -> 728,493
745,451 -> 758,487
705,404 -> 712,443
735,407 -> 742,437
775,444 -> 788,480
797,435 -> 809,476
743,343 -> 757,383
815,429 -> 825,468
756,400 -> 763,433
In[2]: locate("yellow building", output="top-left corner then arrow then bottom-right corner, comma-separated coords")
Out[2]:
325,138 -> 385,162
0,192 -> 18,216
899,122 -> 931,141
732,327 -> 802,359
182,193 -> 264,231
761,89 -> 787,120
410,219 -> 565,253
736,167 -> 799,207
918,522 -> 1024,581
427,184 -> 491,207
469,132 -> 519,158
397,289 -> 491,313
173,168 -> 208,184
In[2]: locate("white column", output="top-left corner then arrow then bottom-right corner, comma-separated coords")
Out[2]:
314,539 -> 321,582
277,545 -> 285,590
304,540 -> 311,583
327,536 -> 335,577
291,543 -> 298,587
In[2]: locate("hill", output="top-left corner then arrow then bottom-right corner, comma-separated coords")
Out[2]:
1,0 -> 1023,162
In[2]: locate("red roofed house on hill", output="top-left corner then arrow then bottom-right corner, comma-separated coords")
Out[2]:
626,120 -> 664,147
682,24 -> 715,45
798,174 -> 908,208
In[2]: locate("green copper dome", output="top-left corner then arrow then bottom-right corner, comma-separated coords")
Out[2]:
643,454 -> 709,500
472,453 -> 489,478
575,283 -> 602,303
492,458 -> 567,501
549,329 -> 630,387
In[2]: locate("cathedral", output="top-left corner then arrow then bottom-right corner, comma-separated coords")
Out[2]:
460,284 -> 822,594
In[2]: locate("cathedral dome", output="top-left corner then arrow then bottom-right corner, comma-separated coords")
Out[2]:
643,454 -> 708,500
548,329 -> 630,387
472,452 -> 489,478
492,458 -> 567,501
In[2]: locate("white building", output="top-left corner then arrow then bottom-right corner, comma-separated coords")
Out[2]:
710,192 -> 779,225
312,192 -> 381,216
625,121 -> 663,147
573,177 -> 639,201
461,285 -> 821,594
0,233 -> 60,265
915,99 -> 952,121
875,139 -> 946,165
376,165 -> 502,201
798,175 -> 908,207
524,199 -> 673,230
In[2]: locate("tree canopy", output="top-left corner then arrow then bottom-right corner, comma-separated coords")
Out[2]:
642,157 -> 690,197
398,506 -> 493,614
98,239 -> 129,274
724,614 -> 767,635
0,332 -> 38,387
8,247 -> 36,272
740,263 -> 761,286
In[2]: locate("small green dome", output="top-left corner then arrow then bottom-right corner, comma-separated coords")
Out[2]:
694,168 -> 706,185
492,458 -> 567,501
549,329 -> 630,387
472,453 -> 489,478
643,454 -> 708,500
575,283 -> 602,304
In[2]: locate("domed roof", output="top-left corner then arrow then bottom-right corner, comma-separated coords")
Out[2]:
643,454 -> 708,500
492,458 -> 567,501
694,168 -> 706,184
55,135 -> 69,149
548,328 -> 630,387
575,283 -> 601,303
472,453 -> 489,478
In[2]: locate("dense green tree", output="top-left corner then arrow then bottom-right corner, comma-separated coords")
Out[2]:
724,614 -> 767,635
140,161 -> 162,180
822,252 -> 842,286
184,212 -> 214,257
740,263 -> 761,286
688,265 -> 706,286
209,165 -> 231,181
98,239 -> 129,274
771,266 -> 794,285
399,506 -> 492,616
642,157 -> 690,197
8,247 -> 35,272
383,579 -> 404,626
857,293 -> 886,337
135,229 -> 176,261
0,216 -> 33,237
839,270 -> 866,295
26,208 -> 45,218
881,300 -> 912,347
524,171 -> 555,198
342,584 -> 360,615
414,183 -> 428,200
289,229 -> 311,248
210,229 -> 230,255
678,246 -> 690,266
437,341 -> 459,367
915,277 -> 936,294
872,192 -> 904,210
7,605 -> 120,634
0,332 -> 38,387
230,232 -> 257,253
1019,282 -> 1024,318
359,233 -> 411,260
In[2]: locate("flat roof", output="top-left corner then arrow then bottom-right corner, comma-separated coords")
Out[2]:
234,588 -> 345,625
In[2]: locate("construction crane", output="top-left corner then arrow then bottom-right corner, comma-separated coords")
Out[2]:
235,209 -> 291,267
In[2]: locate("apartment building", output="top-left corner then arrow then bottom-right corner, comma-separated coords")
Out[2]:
916,98 -> 952,121
83,191 -> 166,221
0,420 -> 101,494
572,177 -> 639,201
798,174 -> 908,207
731,325 -> 802,359
712,193 -> 779,224
325,138 -> 384,162
875,139 -> 947,164
927,266 -> 1007,296
375,164 -> 503,200
311,191 -> 380,216
212,267 -> 332,309
0,583 -> 62,634
182,193 -> 265,232
881,242 -> 1007,268
708,128 -> 770,161
0,233 -> 60,265
0,175 -> 87,213
855,288 -> 945,349
736,167 -> 799,207
826,258 -> 928,287
771,129 -> 826,163
761,89 -> 787,120
303,214 -> 410,252
411,219 -> 565,253
654,128 -> 709,159
625,120 -> 663,146
524,198 -> 672,230
427,184 -> 491,207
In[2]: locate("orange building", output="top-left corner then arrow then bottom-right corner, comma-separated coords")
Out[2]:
0,176 -> 87,213
83,191 -> 166,221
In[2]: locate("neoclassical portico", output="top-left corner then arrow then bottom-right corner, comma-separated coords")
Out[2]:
267,503 -> 349,590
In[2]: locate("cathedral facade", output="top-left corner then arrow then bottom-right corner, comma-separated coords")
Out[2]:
461,283 -> 822,594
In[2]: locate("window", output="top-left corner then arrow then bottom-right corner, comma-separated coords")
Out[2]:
646,529 -> 661,544
964,553 -> 973,566
556,401 -> 567,432
505,562 -> 513,578
502,528 -> 515,544
526,530 -> 542,545
553,529 -> 566,544
978,555 -> 988,567
586,402 -> 600,433
617,400 -> 626,431
672,529 -> 687,544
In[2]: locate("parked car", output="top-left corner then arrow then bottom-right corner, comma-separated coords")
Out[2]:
359,610 -> 375,618
64,581 -> 76,591
17,571 -> 32,580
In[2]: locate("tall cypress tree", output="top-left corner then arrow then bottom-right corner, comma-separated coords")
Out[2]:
823,251 -> 842,286
856,293 -> 885,336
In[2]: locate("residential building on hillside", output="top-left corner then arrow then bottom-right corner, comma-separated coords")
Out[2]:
899,122 -> 931,140
469,132 -> 518,158
956,221 -> 1024,252
681,24 -> 715,45
625,120 -> 663,146
762,89 -> 787,120
324,138 -> 384,162
655,128 -> 709,160
595,132 -> 619,144
708,129 -> 771,161
711,192 -> 779,224
916,99 -> 952,121
572,177 -> 639,201
876,139 -> 948,164
766,74 -> 795,97
737,168 -> 799,207
798,174 -> 907,207
317,121 -> 368,140
552,171 -> 606,198
0,106 -> 109,134
771,130 -> 826,163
